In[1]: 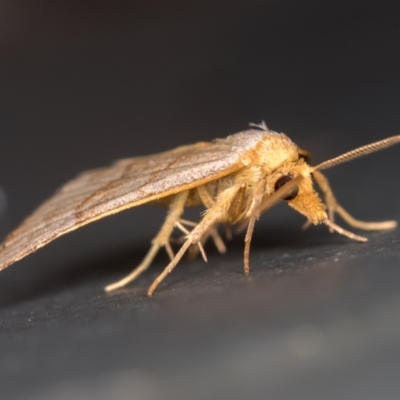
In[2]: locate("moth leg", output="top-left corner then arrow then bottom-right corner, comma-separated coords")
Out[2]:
175,219 -> 201,259
198,184 -> 235,246
209,228 -> 226,253
147,183 -> 244,296
187,227 -> 226,261
234,220 -> 249,234
176,219 -> 208,261
243,179 -> 266,275
324,220 -> 367,242
104,191 -> 189,292
191,185 -> 228,255
313,170 -> 397,231
224,225 -> 233,240
176,220 -> 207,262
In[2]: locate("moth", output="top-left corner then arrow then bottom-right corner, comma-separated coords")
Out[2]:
0,123 -> 399,296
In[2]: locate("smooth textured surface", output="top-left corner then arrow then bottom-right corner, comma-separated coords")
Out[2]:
0,1 -> 400,399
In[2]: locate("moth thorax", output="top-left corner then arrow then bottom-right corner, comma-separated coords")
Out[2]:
255,133 -> 299,170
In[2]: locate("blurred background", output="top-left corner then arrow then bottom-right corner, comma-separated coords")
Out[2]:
1,1 -> 400,399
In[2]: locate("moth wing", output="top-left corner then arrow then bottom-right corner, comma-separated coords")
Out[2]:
0,130 -> 265,270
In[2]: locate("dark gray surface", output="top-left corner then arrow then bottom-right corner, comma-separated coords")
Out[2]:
1,1 -> 400,399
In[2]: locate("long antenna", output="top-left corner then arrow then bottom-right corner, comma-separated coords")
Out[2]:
312,135 -> 400,171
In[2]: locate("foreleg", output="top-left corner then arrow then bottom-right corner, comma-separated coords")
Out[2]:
313,170 -> 396,231
105,191 -> 189,292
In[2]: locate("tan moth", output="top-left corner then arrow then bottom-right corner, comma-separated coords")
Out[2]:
0,123 -> 399,296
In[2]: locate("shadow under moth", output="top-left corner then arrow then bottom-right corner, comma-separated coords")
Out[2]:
0,123 -> 399,296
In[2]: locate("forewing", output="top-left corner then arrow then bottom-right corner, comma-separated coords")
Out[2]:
0,130 -> 265,270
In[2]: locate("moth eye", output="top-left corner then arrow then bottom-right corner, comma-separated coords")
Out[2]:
274,174 -> 299,200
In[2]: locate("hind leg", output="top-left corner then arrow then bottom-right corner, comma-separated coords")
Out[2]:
105,191 -> 189,292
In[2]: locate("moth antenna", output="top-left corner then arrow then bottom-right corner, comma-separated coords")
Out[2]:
313,135 -> 400,171
249,121 -> 268,131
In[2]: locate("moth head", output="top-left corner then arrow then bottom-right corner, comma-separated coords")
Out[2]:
267,158 -> 327,224
264,134 -> 400,225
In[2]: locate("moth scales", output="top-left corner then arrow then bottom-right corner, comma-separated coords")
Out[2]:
0,123 -> 399,296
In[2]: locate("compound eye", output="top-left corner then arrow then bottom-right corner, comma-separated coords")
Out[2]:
274,174 -> 299,200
